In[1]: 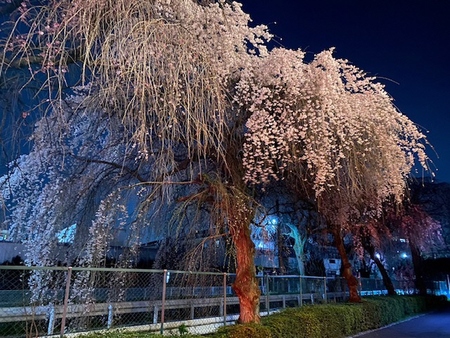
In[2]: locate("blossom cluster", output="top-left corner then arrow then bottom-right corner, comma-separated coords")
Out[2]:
1,0 -> 271,181
237,48 -> 430,223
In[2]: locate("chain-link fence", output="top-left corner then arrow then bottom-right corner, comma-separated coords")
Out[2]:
0,266 -> 448,337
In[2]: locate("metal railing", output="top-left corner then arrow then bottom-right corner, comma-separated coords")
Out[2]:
0,266 -> 447,337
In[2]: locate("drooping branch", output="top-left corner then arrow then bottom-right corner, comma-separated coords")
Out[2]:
1,46 -> 84,69
71,155 -> 146,182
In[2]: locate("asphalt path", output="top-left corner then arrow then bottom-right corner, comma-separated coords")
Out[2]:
352,306 -> 450,338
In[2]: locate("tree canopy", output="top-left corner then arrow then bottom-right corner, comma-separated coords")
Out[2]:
0,0 -> 434,321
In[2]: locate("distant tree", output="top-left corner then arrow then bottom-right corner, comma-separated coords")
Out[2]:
1,255 -> 23,266
254,188 -> 319,276
409,181 -> 450,254
357,223 -> 396,295
387,202 -> 444,294
239,48 -> 431,302
282,202 -> 319,276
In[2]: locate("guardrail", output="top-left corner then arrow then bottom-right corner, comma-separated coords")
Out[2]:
0,266 -> 446,337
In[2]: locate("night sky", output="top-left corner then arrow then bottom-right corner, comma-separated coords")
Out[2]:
239,0 -> 450,183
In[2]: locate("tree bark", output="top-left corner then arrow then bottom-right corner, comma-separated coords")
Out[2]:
287,224 -> 306,275
364,244 -> 396,295
231,223 -> 261,323
332,227 -> 361,302
373,256 -> 396,295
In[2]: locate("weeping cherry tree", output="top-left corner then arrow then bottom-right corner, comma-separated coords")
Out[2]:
238,48 -> 431,302
0,0 -> 271,323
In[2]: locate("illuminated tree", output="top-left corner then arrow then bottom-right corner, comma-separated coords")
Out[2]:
0,0 -> 270,323
278,196 -> 318,275
0,0 -> 432,323
251,191 -> 318,276
178,173 -> 261,322
356,221 -> 397,295
387,202 -> 444,294
239,48 -> 430,302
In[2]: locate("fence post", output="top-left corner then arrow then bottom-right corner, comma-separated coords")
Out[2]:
48,304 -> 55,335
265,274 -> 270,315
323,277 -> 327,303
223,273 -> 227,326
358,274 -> 362,295
160,269 -> 167,335
342,277 -> 347,300
445,275 -> 450,297
299,275 -> 303,306
60,266 -> 72,338
107,304 -> 113,329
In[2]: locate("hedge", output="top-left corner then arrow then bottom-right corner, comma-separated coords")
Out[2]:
212,295 -> 448,338
78,295 -> 447,338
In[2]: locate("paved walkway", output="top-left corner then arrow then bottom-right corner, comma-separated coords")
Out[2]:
353,306 -> 450,338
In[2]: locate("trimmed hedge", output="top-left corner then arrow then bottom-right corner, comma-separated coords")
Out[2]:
212,295 -> 448,338
78,296 -> 447,338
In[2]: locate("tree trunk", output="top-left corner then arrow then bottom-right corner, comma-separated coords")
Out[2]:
287,225 -> 306,275
231,223 -> 261,323
373,256 -> 396,295
409,242 -> 427,295
293,240 -> 306,276
277,226 -> 287,275
365,244 -> 396,295
332,227 -> 361,302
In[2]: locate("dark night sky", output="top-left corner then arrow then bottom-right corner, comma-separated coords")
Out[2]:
239,0 -> 450,183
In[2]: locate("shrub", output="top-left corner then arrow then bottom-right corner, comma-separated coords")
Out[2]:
208,295 -> 448,338
215,323 -> 273,338
73,295 -> 448,338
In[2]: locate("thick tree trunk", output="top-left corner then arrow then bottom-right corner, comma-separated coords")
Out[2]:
231,223 -> 261,323
332,227 -> 361,302
365,244 -> 396,295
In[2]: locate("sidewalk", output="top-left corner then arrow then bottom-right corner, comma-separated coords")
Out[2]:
352,305 -> 450,338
